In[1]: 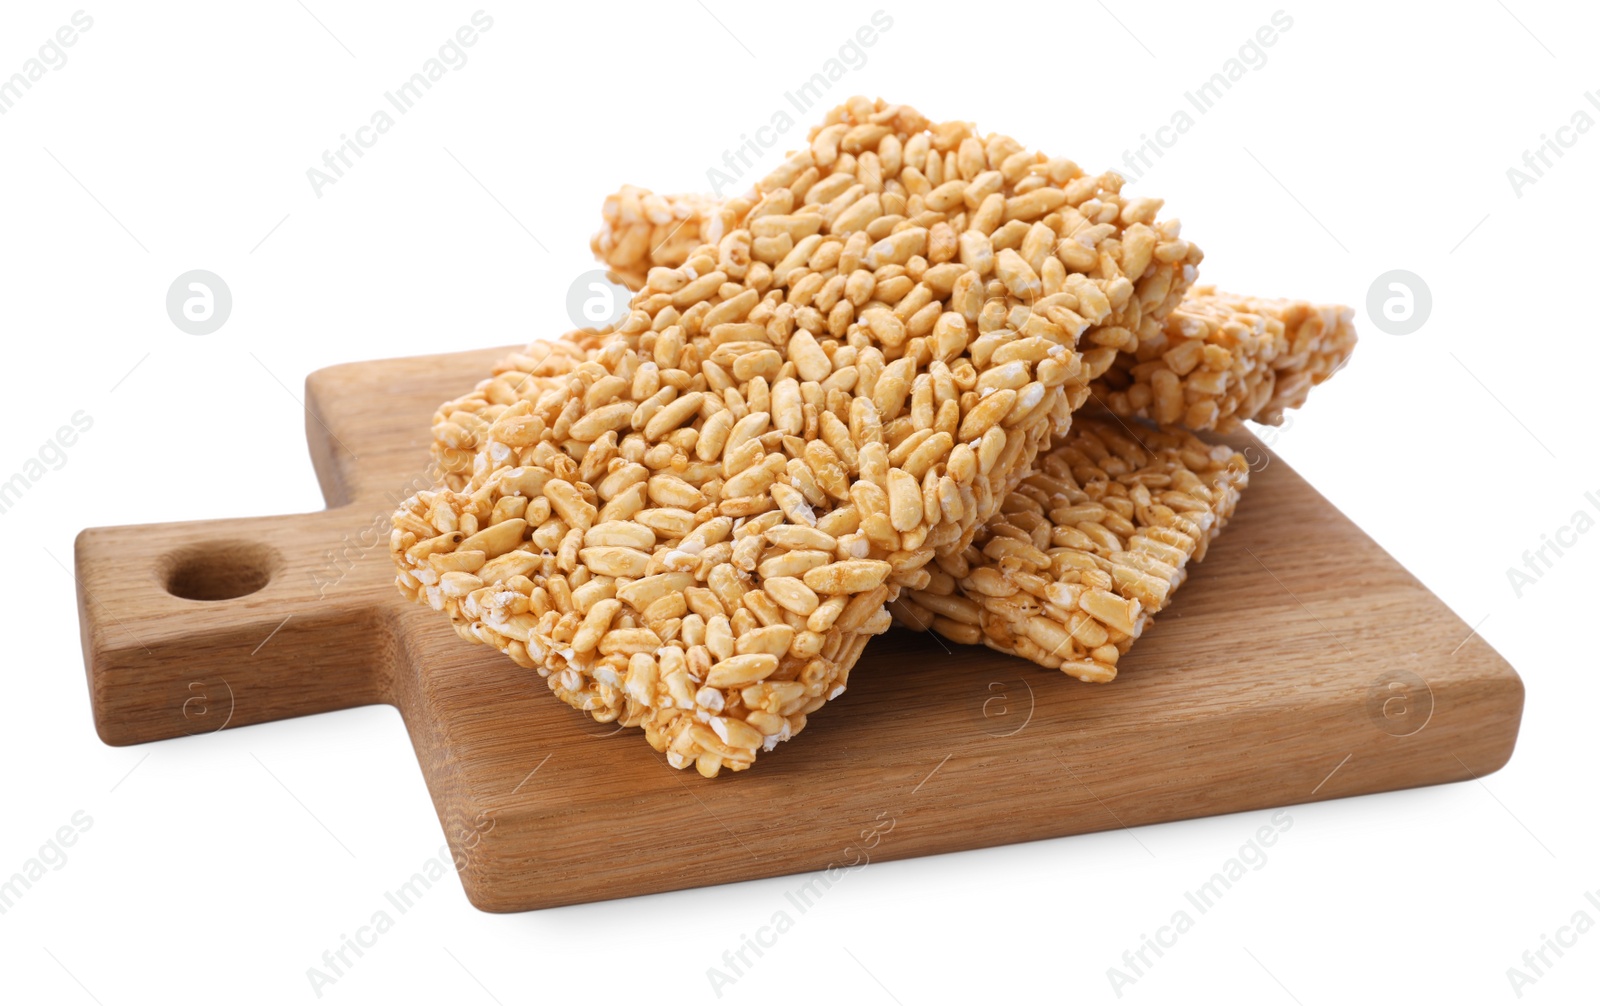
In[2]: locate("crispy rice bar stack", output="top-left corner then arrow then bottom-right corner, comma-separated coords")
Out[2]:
391,97 -> 1206,774
898,415 -> 1249,682
590,188 -> 1350,673
592,192 -> 1354,435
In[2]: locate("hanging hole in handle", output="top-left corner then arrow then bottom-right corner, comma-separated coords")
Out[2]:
164,541 -> 280,601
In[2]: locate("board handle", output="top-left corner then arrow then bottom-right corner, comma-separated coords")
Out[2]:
74,507 -> 401,745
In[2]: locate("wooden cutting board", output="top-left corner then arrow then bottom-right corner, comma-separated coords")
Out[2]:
73,347 -> 1524,912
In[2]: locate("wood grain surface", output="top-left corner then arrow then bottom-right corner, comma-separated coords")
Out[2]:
73,346 -> 1525,912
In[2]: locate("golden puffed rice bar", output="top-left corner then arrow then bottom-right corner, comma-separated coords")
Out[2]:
895,415 -> 1248,682
1093,285 -> 1356,432
392,96 -> 1205,775
593,192 -> 1354,434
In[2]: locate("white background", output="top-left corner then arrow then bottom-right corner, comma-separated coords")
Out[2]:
1,1 -> 1595,1003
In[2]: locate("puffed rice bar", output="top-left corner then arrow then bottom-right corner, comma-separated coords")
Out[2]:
391,97 -> 1205,774
897,415 -> 1248,682
1093,285 -> 1356,432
